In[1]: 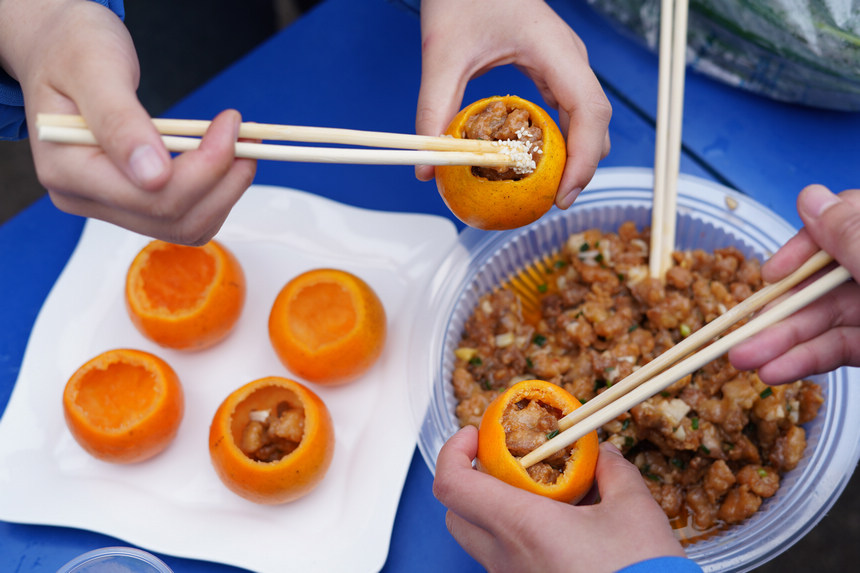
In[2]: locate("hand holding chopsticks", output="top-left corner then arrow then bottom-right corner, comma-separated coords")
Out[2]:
36,113 -> 525,168
520,251 -> 851,469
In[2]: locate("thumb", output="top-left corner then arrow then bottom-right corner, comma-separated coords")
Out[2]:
797,185 -> 860,282
593,442 -> 652,503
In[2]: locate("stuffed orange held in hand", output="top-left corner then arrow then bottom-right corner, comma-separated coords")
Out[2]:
209,376 -> 335,504
63,348 -> 184,464
269,268 -> 387,385
477,379 -> 598,503
435,95 -> 566,230
125,239 -> 245,351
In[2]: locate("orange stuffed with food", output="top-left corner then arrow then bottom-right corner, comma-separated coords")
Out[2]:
435,95 -> 566,231
477,379 -> 598,503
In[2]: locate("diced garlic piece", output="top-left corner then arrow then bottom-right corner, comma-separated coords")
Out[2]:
495,332 -> 515,348
249,409 -> 270,423
455,347 -> 478,361
658,398 -> 691,426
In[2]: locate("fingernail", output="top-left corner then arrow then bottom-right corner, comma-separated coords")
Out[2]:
129,144 -> 166,185
557,187 -> 582,210
804,185 -> 840,218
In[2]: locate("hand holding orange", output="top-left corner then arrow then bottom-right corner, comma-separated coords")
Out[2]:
477,379 -> 598,503
435,95 -> 566,230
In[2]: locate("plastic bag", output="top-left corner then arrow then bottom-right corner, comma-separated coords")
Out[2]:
586,0 -> 860,111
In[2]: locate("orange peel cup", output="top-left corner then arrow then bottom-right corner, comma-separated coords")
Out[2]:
268,268 -> 387,385
125,239 -> 246,351
209,376 -> 335,504
477,379 -> 598,503
435,95 -> 566,231
62,348 -> 184,464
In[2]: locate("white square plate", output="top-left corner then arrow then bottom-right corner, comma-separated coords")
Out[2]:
0,185 -> 458,573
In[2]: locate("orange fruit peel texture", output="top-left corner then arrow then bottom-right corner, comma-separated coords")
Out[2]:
62,348 -> 184,464
125,240 -> 246,351
477,379 -> 598,503
268,268 -> 387,385
435,95 -> 566,230
208,376 -> 335,504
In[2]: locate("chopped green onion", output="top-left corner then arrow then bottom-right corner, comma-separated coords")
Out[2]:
628,323 -> 639,333
537,283 -> 548,293
691,417 -> 699,430
532,334 -> 547,347
624,436 -> 635,448
480,379 -> 492,391
621,419 -> 630,431
579,242 -> 590,252
760,387 -> 774,399
699,444 -> 711,455
468,356 -> 483,366
546,429 -> 560,440
757,468 -> 768,478
554,260 -> 567,269
525,357 -> 534,370
680,324 -> 691,337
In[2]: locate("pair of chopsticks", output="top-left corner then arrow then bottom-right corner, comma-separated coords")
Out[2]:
649,0 -> 690,280
34,113 -> 521,168
520,250 -> 849,469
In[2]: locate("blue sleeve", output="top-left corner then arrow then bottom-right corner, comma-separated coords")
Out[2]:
616,556 -> 703,573
0,0 -> 125,140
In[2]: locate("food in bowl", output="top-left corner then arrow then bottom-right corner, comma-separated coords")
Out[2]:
435,95 -> 566,231
451,221 -> 823,541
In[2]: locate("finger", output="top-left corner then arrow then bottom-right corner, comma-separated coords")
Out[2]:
796,185 -> 860,281
48,111 -> 254,243
755,326 -> 860,384
413,32 -> 469,182
434,426 -> 555,531
729,282 -> 860,375
67,39 -> 171,190
592,442 -> 654,506
520,31 -> 611,209
443,510 -> 499,568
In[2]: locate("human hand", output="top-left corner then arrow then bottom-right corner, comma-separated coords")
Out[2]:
0,0 -> 256,244
414,0 -> 611,209
729,185 -> 860,383
433,426 -> 685,573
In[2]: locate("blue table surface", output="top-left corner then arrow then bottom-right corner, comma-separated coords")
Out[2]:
2,0 -> 859,571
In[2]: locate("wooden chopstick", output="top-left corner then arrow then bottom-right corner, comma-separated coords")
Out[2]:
519,252 -> 847,469
36,124 -> 519,167
650,0 -> 690,280
35,113 -> 524,167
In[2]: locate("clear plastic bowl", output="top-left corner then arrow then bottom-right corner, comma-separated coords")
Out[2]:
410,167 -> 860,572
58,546 -> 173,573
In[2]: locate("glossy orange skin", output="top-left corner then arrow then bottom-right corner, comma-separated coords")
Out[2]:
125,240 -> 246,351
477,379 -> 598,503
435,95 -> 566,230
63,348 -> 184,464
208,376 -> 335,504
268,268 -> 387,385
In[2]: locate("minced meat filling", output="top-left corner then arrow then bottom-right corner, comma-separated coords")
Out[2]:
501,398 -> 572,485
240,401 -> 305,462
464,101 -> 543,181
452,222 -> 824,536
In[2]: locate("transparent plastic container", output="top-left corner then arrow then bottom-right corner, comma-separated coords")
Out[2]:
410,167 -> 860,572
58,546 -> 173,573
